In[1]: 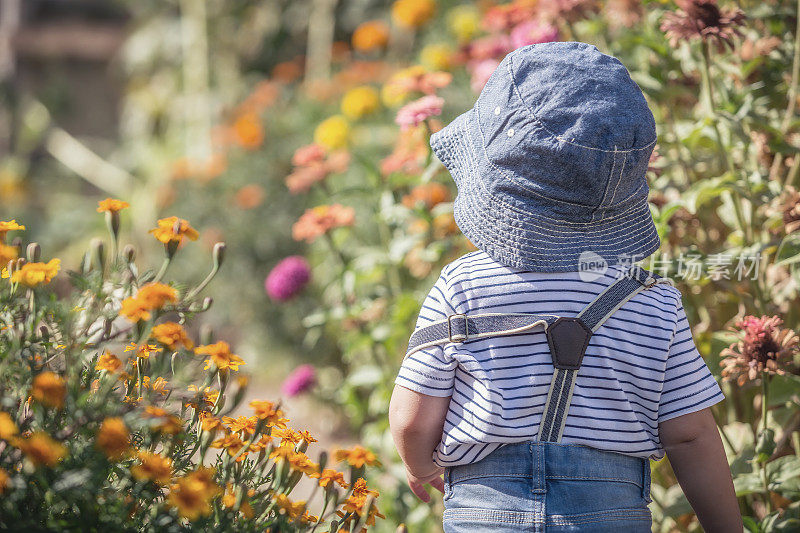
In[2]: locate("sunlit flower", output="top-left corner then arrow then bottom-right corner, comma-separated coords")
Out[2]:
31,371 -> 66,409
282,364 -> 316,396
381,66 -> 452,107
249,400 -> 287,428
781,187 -> 800,234
352,20 -> 390,53
446,5 -> 480,43
149,216 -> 199,245
150,377 -> 170,397
167,467 -> 220,520
234,184 -> 266,210
720,315 -> 798,385
314,115 -> 351,150
8,258 -> 60,288
124,342 -> 162,359
402,183 -> 450,209
222,484 -> 255,518
482,0 -> 537,32
510,20 -> 559,49
211,432 -> 247,459
469,59 -> 500,93
311,468 -> 349,489
187,385 -> 220,411
0,412 -> 18,441
222,415 -> 258,435
19,432 -> 67,467
0,244 -> 17,267
291,204 -> 356,243
660,0 -> 746,52
420,44 -> 454,71
335,445 -> 381,468
265,256 -> 311,301
96,417 -> 129,460
391,0 -> 436,29
275,494 -> 307,520
380,124 -> 429,176
151,322 -> 194,350
232,112 -> 264,150
604,0 -> 644,29
95,351 -> 123,373
96,198 -> 130,213
131,451 -> 172,484
199,412 -> 223,433
138,283 -> 179,309
285,144 -> 350,194
341,478 -> 384,525
119,297 -> 152,322
395,95 -> 444,130
196,341 -> 245,372
0,220 -> 25,241
341,85 -> 381,120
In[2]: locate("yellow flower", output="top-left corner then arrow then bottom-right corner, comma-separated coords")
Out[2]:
334,445 -> 381,468
275,494 -> 307,520
222,415 -> 258,435
352,20 -> 390,53
0,220 -> 25,241
0,468 -> 8,494
167,468 -> 220,521
249,400 -> 286,427
199,412 -> 223,434
124,342 -> 162,359
96,417 -> 129,460
9,258 -> 60,288
211,432 -> 247,459
137,283 -> 179,309
342,478 -> 384,525
19,432 -> 67,467
446,4 -> 480,43
420,43 -> 454,71
340,86 -> 381,120
287,452 -> 320,475
311,468 -> 349,489
151,322 -> 194,350
131,451 -> 172,484
95,351 -> 123,373
222,484 -> 255,518
0,244 -> 18,267
119,297 -> 152,322
96,198 -> 130,213
31,371 -> 66,409
196,341 -> 245,372
313,115 -> 351,150
0,412 -> 18,441
391,0 -> 436,29
149,216 -> 199,245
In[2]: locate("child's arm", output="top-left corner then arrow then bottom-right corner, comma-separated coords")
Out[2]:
389,384 -> 450,502
658,407 -> 744,532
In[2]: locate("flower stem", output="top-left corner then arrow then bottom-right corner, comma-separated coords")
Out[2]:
761,372 -> 772,514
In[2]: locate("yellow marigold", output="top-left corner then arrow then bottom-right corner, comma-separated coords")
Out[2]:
232,112 -> 265,150
211,432 -> 247,459
248,433 -> 274,453
0,220 -> 25,240
311,468 -> 349,489
8,258 -> 60,288
291,204 -> 356,243
96,351 -> 123,373
96,417 -> 129,460
0,412 -> 18,441
313,115 -> 351,150
0,468 -> 8,494
151,377 -> 170,396
196,341 -> 245,372
352,20 -> 390,53
149,216 -> 199,245
131,451 -> 172,484
151,322 -> 194,350
446,4 -> 480,42
199,412 -> 223,433
167,468 -> 220,521
119,297 -> 152,322
222,484 -> 255,518
287,452 -> 319,475
222,415 -> 257,435
0,244 -> 18,267
392,0 -> 436,29
31,371 -> 66,409
124,342 -> 162,359
342,478 -> 384,525
137,282 -> 179,309
187,385 -> 220,410
249,400 -> 286,426
335,445 -> 381,468
275,494 -> 307,520
420,43 -> 454,71
96,198 -> 130,213
340,86 -> 381,121
19,432 -> 67,467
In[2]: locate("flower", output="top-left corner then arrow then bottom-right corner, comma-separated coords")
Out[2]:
352,20 -> 390,53
0,468 -> 8,494
285,144 -> 350,194
391,0 -> 436,30
311,468 -> 349,489
151,322 -> 194,350
604,0 -> 644,29
95,351 -> 123,373
482,0 -> 538,32
341,85 -> 381,120
281,364 -> 316,396
0,220 -> 25,241
131,451 -> 173,484
96,417 -> 129,460
124,342 -> 162,359
510,20 -> 559,49
420,44 -> 454,71
395,95 -> 444,129
211,432 -> 247,458
335,445 -> 381,468
167,468 -> 220,520
0,244 -> 17,267
660,0 -> 746,52
539,0 -> 600,24
781,187 -> 800,234
222,484 -> 255,518
463,34 -> 511,62
402,183 -> 450,209
199,412 -> 223,433
469,59 -> 500,93
222,415 -> 258,435
19,432 -> 67,467
381,66 -> 452,107
341,478 -> 384,525
8,258 -> 60,288
96,198 -> 130,213
720,315 -> 799,385
380,124 -> 429,176
265,256 -> 311,302
314,115 -> 351,150
234,184 -> 266,210
149,216 -> 199,245
31,371 -> 66,409
249,400 -> 287,427
119,297 -> 152,322
232,112 -> 264,149
292,204 -> 356,243
0,412 -> 18,441
275,494 -> 307,520
196,341 -> 245,372
446,5 -> 480,43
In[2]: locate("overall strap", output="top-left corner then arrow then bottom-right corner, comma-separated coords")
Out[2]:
537,265 -> 666,442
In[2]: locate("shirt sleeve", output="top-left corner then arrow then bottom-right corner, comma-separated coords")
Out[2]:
657,299 -> 726,423
395,273 -> 458,397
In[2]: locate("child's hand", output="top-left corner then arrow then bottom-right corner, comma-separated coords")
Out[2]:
405,465 -> 445,503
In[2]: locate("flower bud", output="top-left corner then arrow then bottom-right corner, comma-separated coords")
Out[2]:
26,242 -> 40,262
201,296 -> 213,311
200,324 -> 214,345
91,238 -> 106,271
105,210 -> 121,242
123,244 -> 136,263
396,525 -> 408,533
10,236 -> 22,248
212,242 -> 226,270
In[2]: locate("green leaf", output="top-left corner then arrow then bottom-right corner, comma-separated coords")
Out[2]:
775,233 -> 800,266
682,173 -> 736,214
734,472 -> 764,496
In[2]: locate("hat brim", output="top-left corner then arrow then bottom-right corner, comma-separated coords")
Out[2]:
430,108 -> 661,272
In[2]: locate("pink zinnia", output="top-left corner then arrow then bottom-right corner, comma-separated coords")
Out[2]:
510,21 -> 559,49
469,59 -> 501,93
282,364 -> 316,397
265,255 -> 311,301
395,95 -> 444,130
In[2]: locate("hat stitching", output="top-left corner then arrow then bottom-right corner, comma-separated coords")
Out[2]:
507,54 -> 657,154
592,146 -> 619,222
608,150 -> 629,206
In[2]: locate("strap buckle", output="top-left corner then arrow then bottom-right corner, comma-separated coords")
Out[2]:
447,313 -> 468,343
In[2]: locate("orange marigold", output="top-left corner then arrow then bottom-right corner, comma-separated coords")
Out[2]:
0,244 -> 18,267
0,412 -> 19,441
196,341 -> 245,372
352,20 -> 390,53
311,468 -> 349,488
0,220 -> 25,241
149,216 -> 199,245
402,182 -> 450,209
31,371 -> 66,409
96,417 -> 130,460
96,351 -> 123,373
335,445 -> 381,468
232,112 -> 265,150
131,451 -> 172,484
96,198 -> 130,213
19,432 -> 67,467
392,0 -> 436,29
291,204 -> 355,243
167,467 -> 220,521
222,415 -> 258,435
137,282 -> 179,309
249,400 -> 287,427
151,322 -> 194,350
7,258 -> 60,288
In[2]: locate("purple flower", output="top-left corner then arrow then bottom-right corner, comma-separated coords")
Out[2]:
509,21 -> 559,49
265,255 -> 311,301
282,364 -> 316,397
395,95 -> 444,130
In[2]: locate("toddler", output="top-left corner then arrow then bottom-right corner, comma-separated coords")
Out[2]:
389,42 -> 742,532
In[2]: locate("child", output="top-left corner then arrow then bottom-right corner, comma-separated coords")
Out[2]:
389,42 -> 742,532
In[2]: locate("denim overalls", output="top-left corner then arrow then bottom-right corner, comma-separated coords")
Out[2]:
404,265 -> 667,532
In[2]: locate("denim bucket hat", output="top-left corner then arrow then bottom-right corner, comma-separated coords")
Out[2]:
430,41 -> 660,272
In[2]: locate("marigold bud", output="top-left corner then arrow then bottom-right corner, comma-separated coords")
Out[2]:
26,242 -> 40,263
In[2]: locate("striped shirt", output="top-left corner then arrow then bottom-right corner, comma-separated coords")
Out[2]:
395,250 -> 726,467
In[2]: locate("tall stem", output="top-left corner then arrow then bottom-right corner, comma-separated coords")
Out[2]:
760,372 -> 772,514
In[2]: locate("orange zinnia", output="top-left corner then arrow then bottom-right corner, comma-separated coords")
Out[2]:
291,204 -> 355,243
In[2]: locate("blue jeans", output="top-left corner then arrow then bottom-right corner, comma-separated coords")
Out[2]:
443,442 -> 653,532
